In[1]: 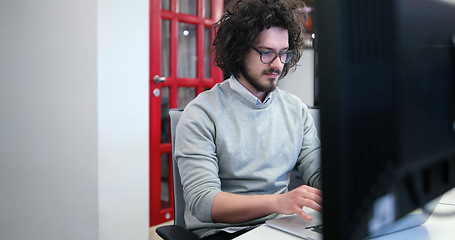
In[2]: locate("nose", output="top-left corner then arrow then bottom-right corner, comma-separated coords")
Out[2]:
269,55 -> 284,70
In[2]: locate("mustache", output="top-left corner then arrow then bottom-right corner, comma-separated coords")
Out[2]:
263,68 -> 281,75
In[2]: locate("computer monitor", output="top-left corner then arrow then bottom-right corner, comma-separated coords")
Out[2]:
315,0 -> 455,239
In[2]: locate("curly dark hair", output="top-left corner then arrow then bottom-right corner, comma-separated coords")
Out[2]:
213,0 -> 305,79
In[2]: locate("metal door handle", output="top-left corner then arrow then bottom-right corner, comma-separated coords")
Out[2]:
154,75 -> 166,83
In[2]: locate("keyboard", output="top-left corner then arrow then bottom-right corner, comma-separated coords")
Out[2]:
305,224 -> 323,234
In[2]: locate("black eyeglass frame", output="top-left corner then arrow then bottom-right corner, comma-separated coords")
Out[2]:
251,47 -> 296,64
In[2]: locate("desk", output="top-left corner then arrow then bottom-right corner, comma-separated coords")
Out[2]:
234,188 -> 455,240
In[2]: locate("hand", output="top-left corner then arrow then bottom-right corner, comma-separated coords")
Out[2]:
274,185 -> 322,221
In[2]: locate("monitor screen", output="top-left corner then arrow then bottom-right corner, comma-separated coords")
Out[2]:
316,0 -> 455,239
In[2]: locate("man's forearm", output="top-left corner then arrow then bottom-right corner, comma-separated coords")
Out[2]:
211,185 -> 323,223
211,192 -> 279,223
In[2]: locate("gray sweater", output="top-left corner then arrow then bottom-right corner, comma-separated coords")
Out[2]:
175,77 -> 321,238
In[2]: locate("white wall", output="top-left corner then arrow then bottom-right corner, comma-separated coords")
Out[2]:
279,49 -> 315,106
0,0 -> 149,239
98,0 -> 149,239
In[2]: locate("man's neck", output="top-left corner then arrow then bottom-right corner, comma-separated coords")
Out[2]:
236,76 -> 268,103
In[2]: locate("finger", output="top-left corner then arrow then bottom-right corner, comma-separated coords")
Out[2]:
296,208 -> 313,221
303,191 -> 323,205
299,197 -> 323,213
299,185 -> 322,196
295,188 -> 323,206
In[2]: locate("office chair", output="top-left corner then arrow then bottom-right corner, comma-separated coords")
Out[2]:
156,109 -> 199,240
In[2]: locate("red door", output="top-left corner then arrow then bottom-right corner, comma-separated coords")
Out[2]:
150,0 -> 224,226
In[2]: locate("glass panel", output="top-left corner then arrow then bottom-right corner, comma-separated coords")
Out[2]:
161,153 -> 171,209
178,87 -> 196,108
178,0 -> 197,15
161,20 -> 170,77
161,0 -> 170,10
204,0 -> 211,18
178,23 -> 197,78
204,27 -> 211,78
161,87 -> 170,143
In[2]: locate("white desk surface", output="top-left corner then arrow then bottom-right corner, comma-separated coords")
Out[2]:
234,188 -> 455,240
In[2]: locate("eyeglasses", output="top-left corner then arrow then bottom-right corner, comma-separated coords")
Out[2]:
251,47 -> 296,64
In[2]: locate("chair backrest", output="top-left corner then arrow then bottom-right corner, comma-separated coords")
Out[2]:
169,108 -> 186,228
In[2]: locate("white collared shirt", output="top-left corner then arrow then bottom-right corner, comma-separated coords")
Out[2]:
227,75 -> 272,106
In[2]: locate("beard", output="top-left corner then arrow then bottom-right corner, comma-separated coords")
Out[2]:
239,65 -> 281,93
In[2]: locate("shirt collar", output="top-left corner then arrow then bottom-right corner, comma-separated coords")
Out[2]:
228,75 -> 272,106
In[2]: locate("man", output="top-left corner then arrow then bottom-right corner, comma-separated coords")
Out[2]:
175,0 -> 322,239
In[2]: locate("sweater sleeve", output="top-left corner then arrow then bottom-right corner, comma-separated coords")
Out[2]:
296,104 -> 322,188
174,102 -> 222,223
